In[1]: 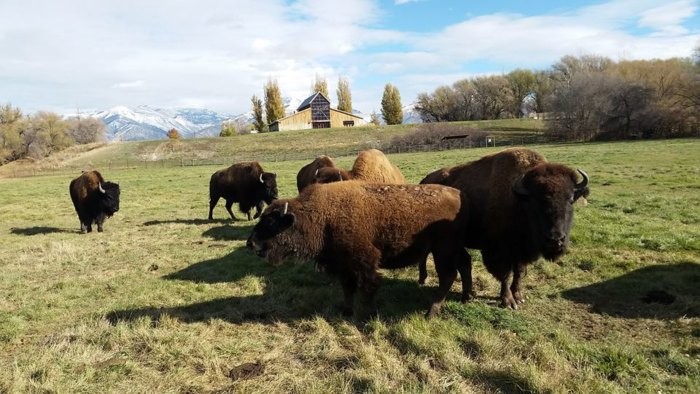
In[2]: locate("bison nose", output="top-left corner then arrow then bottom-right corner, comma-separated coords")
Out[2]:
546,235 -> 566,249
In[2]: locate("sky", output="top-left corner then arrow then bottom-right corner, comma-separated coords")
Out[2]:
1,0 -> 699,116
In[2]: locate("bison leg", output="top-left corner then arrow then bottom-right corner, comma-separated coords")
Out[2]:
418,259 -> 428,285
96,213 -> 106,233
497,272 -> 519,310
253,201 -> 265,220
426,250 -> 459,318
337,274 -> 357,317
224,199 -> 238,220
208,195 -> 220,220
510,262 -> 527,304
455,248 -> 474,303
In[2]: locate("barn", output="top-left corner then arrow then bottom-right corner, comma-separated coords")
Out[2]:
269,92 -> 366,132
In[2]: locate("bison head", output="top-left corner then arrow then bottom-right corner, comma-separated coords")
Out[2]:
512,164 -> 588,261
246,201 -> 296,266
257,172 -> 279,204
98,181 -> 121,216
315,167 -> 346,184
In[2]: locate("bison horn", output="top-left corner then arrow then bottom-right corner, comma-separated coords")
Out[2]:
576,169 -> 589,190
512,175 -> 528,197
98,182 -> 106,194
283,202 -> 288,215
259,173 -> 265,183
337,170 -> 343,182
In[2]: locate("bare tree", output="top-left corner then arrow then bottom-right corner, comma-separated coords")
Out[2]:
66,117 -> 107,144
311,74 -> 329,97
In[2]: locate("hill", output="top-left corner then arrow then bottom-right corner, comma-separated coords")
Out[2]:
0,119 -> 545,178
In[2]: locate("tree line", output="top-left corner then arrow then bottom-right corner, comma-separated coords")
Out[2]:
0,105 -> 106,164
414,50 -> 700,140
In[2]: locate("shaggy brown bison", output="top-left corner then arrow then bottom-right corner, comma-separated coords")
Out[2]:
314,148 -> 405,185
208,162 -> 278,221
246,181 -> 470,319
69,170 -> 120,233
420,148 -> 589,309
296,155 -> 335,192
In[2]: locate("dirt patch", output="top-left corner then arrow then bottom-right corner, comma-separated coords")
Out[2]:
227,361 -> 265,381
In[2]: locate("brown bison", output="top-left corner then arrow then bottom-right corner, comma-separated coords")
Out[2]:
69,170 -> 120,233
296,155 -> 335,192
420,148 -> 589,309
246,181 -> 470,319
314,148 -> 405,185
208,162 -> 278,221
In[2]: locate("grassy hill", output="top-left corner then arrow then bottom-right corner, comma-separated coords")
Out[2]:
0,119 -> 544,178
0,132 -> 698,392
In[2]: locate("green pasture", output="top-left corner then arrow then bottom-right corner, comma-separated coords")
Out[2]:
0,139 -> 698,393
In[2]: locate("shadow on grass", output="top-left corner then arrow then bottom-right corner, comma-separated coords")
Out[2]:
142,218 -> 231,226
107,248 -> 453,325
201,224 -> 254,241
561,262 -> 700,319
10,226 -> 79,236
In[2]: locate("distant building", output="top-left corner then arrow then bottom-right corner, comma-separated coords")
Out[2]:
269,92 -> 365,132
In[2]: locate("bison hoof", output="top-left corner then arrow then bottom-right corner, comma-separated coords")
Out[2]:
513,292 -> 525,304
461,292 -> 475,303
500,298 -> 519,310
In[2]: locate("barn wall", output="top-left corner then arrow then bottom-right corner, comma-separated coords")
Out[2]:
330,110 -> 366,128
277,109 -> 313,131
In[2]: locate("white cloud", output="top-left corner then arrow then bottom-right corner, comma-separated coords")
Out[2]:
0,0 -> 697,116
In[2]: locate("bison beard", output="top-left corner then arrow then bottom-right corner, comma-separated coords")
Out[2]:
69,170 -> 120,233
246,181 -> 470,320
420,148 -> 589,309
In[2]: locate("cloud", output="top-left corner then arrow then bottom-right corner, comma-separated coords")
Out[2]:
0,0 -> 697,116
395,0 -> 424,4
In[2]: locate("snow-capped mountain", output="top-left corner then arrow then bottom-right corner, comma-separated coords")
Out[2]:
85,105 -> 234,141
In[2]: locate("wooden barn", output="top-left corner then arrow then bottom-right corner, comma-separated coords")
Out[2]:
269,92 -> 365,132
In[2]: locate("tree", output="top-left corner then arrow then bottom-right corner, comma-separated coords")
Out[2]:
219,122 -> 236,137
381,83 -> 403,125
167,128 -> 182,140
264,79 -> 285,126
0,103 -> 24,162
66,117 -> 107,144
23,112 -> 72,159
336,77 -> 352,113
311,74 -> 329,97
472,75 -> 513,119
506,69 -> 536,117
369,111 -> 382,126
251,94 -> 267,132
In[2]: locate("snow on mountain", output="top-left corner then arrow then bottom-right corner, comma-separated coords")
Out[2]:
86,105 -> 233,141
83,97 -> 413,142
402,102 -> 422,124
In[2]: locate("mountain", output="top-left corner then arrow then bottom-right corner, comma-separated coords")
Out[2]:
85,105 -> 233,141
84,97 -> 418,142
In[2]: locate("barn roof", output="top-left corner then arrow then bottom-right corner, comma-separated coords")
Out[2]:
297,92 -> 331,111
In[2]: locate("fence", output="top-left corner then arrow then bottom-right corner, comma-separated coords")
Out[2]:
2,134 -> 550,179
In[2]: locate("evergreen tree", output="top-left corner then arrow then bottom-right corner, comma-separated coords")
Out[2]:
381,83 -> 403,125
264,79 -> 285,126
336,77 -> 352,112
311,74 -> 329,97
251,94 -> 267,132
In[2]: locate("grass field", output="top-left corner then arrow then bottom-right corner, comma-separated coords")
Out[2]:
0,138 -> 698,393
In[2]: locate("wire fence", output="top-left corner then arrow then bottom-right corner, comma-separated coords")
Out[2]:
2,134 -> 550,179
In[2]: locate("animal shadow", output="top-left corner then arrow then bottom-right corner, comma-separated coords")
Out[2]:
109,248 -> 442,325
202,224 -> 254,241
142,218 -> 230,226
10,226 -> 79,236
561,262 -> 700,319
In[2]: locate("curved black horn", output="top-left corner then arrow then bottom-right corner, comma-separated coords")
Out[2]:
576,169 -> 589,189
512,175 -> 528,197
98,182 -> 106,194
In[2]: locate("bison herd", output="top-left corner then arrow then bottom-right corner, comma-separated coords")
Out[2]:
70,147 -> 589,320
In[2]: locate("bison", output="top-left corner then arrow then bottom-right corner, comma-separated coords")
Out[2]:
208,162 -> 278,221
314,149 -> 405,185
69,170 -> 120,233
420,148 -> 589,309
296,155 -> 335,192
246,181 -> 470,319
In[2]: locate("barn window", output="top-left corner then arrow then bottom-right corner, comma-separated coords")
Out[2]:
343,120 -> 354,127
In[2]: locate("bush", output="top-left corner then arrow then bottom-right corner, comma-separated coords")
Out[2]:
384,123 -> 487,152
